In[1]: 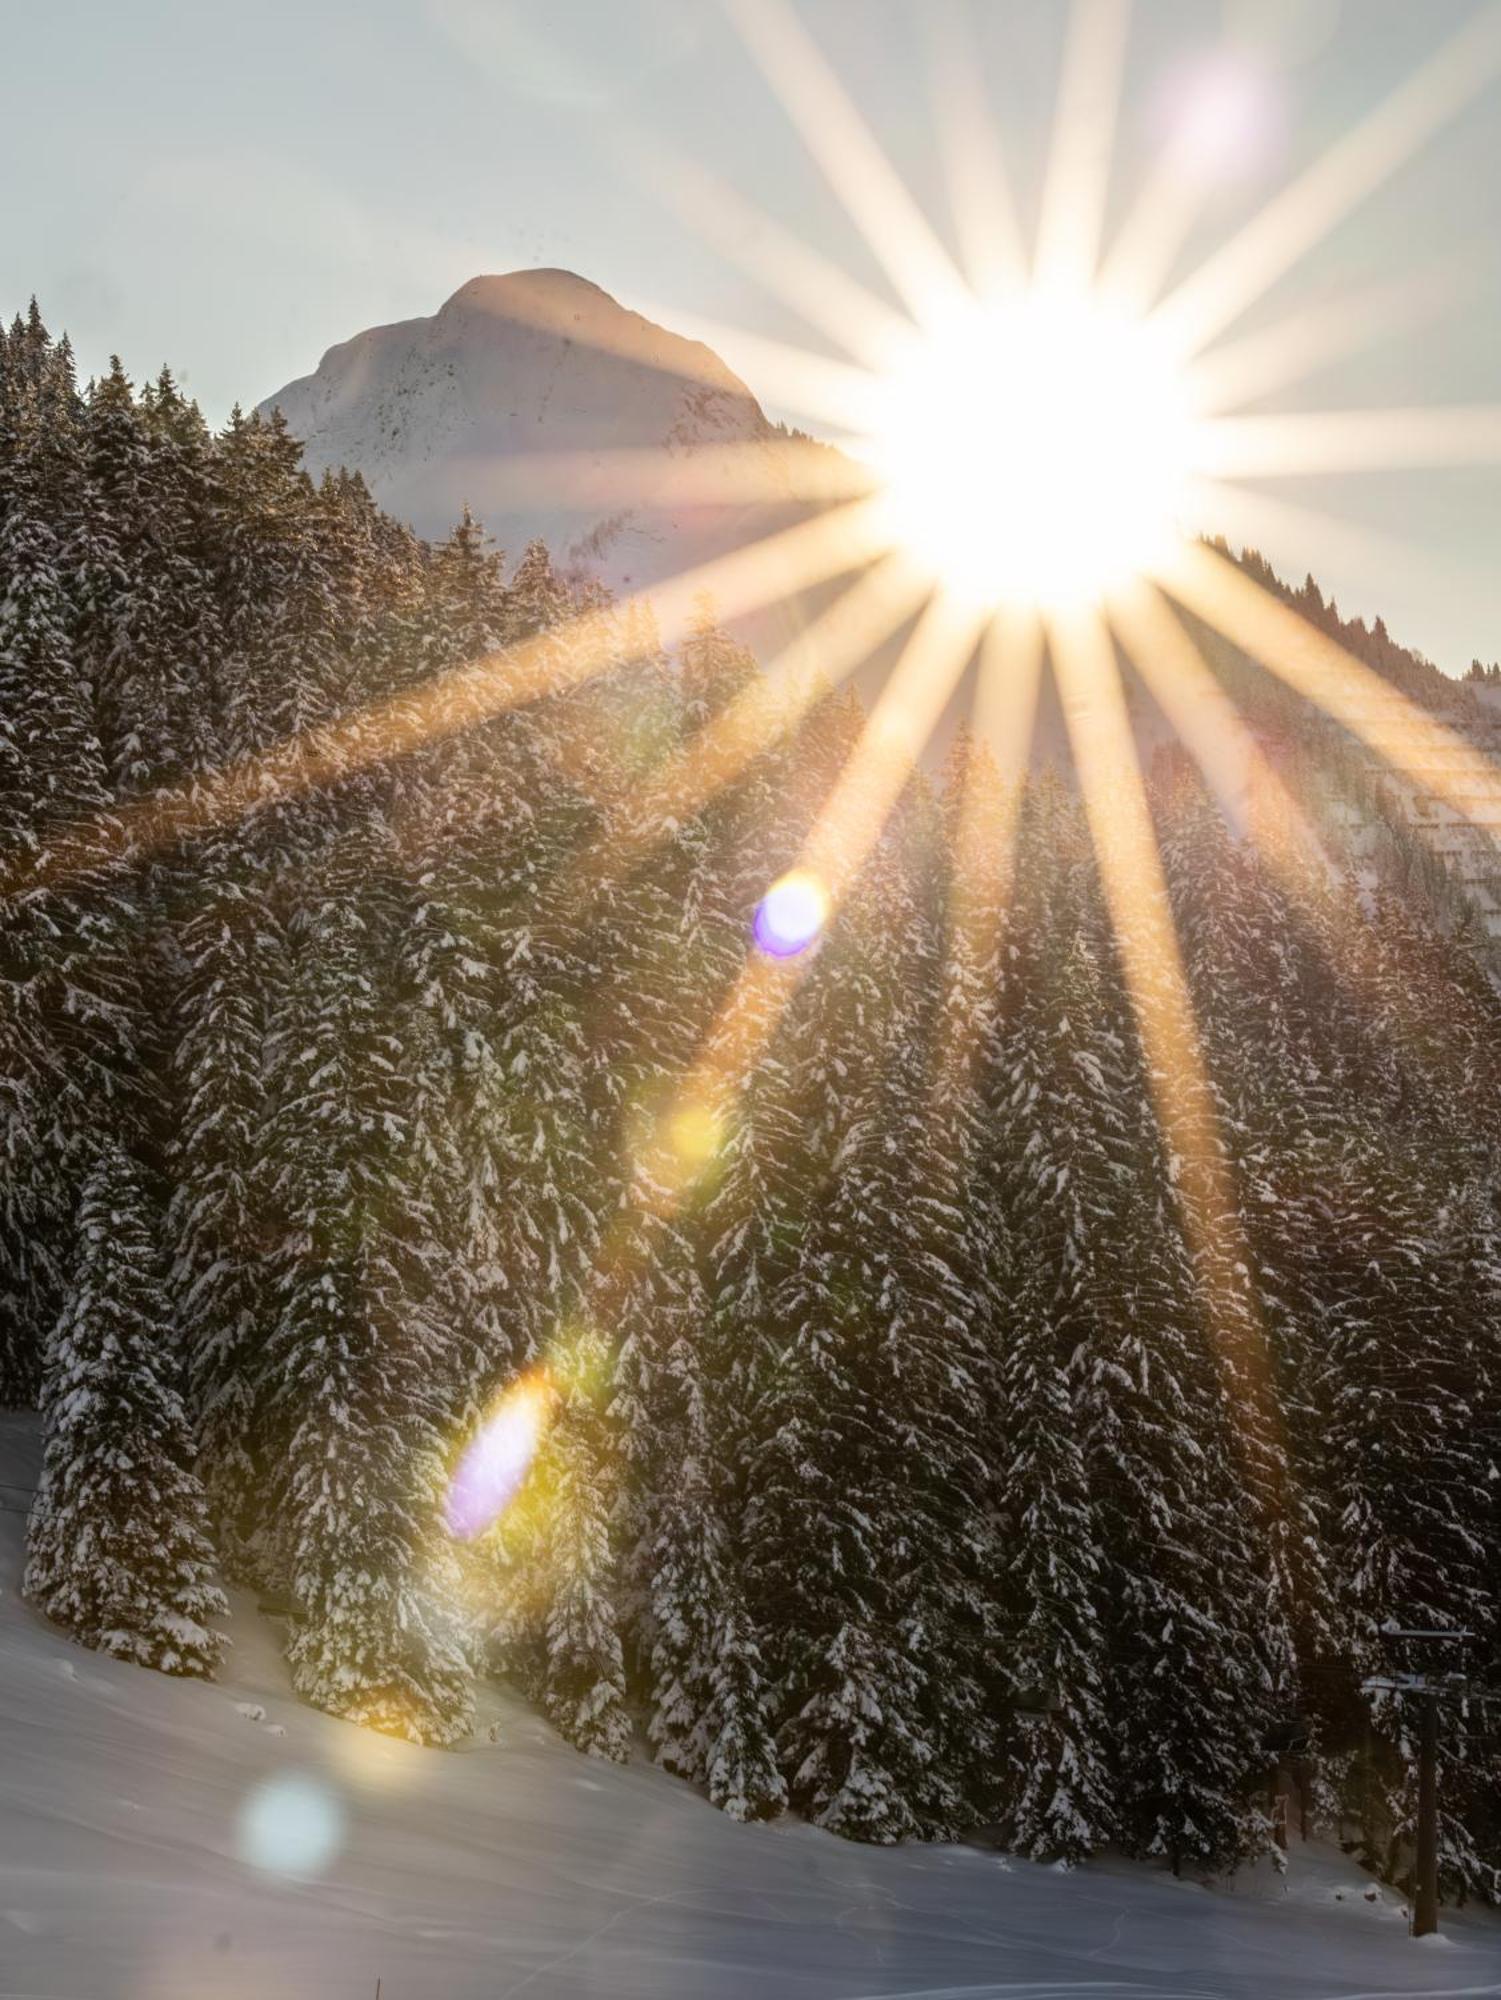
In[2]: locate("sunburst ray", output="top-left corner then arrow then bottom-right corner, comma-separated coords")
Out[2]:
799,587 -> 985,900
631,306 -> 886,434
1199,405 -> 1501,479
723,0 -> 967,322
1108,574 -> 1324,859
1185,262 -> 1467,414
6,499 -> 887,898
1154,3 -> 1501,358
930,609 -> 1043,1104
1181,479 -> 1439,604
1033,0 -> 1131,292
555,551 -> 930,927
1048,600 -> 1285,1495
649,586 -> 983,1220
1160,539 -> 1501,840
456,439 -> 874,514
927,0 -> 1028,298
623,133 -> 914,370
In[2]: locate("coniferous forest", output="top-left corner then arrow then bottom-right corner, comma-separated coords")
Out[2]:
3,304 -> 1499,1895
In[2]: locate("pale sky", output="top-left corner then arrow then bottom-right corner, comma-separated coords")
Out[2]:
4,0 -> 1498,672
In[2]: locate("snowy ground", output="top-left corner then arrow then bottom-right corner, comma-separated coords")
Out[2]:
1,1412 -> 1497,2000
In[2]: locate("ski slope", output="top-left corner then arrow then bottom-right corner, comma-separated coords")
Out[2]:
1,1411 -> 1497,2000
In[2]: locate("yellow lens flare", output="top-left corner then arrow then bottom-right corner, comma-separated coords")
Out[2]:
625,1089 -> 731,1216
444,1368 -> 557,1543
863,289 -> 1204,610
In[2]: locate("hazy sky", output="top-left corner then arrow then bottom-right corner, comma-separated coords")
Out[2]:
4,0 -> 1498,671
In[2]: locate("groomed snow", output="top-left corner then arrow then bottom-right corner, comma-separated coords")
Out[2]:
1,1411 -> 1497,1999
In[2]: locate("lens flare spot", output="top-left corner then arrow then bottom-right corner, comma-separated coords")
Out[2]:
237,1772 -> 343,1878
445,1369 -> 555,1541
667,1102 -> 723,1168
754,869 -> 830,957
1161,52 -> 1283,179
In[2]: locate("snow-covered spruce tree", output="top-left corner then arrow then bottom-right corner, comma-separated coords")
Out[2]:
868,777 -> 1006,1832
918,732 -> 1019,1821
25,1141 -> 225,1674
1311,1126 -> 1497,1885
0,314 -> 141,1405
610,1148 -> 786,1816
748,828 -> 962,1843
260,807 -> 473,1744
989,894 -> 1117,1861
168,818 -> 279,1572
81,359 -> 222,800
1085,896 -> 1282,1877
490,1325 -> 632,1761
1156,777 -> 1327,1645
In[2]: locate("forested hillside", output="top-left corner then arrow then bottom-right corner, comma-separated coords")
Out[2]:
1,303 -> 1498,1893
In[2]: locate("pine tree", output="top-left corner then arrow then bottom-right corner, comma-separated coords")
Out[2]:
991,912 -> 1117,1861
0,318 -> 139,1404
25,1142 -> 225,1675
262,811 -> 472,1743
491,1327 -> 631,1761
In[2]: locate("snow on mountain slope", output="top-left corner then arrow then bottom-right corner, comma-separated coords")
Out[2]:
3,1414 -> 1498,1999
258,270 -> 813,598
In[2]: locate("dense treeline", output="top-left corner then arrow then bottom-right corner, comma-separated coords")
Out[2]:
2,304 -> 1498,1890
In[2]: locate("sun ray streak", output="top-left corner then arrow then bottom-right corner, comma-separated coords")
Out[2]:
1185,262 -> 1468,413
632,305 -> 886,433
1107,578 -> 1461,1082
556,552 -> 930,925
655,587 -> 984,1217
800,588 -> 986,900
5,499 -> 887,897
429,0 -> 912,372
622,134 -> 914,370
723,0 -> 967,321
1048,601 -> 1286,1507
1108,575 -> 1325,862
1098,96 -> 1230,315
931,609 -> 1043,1104
1161,539 -> 1501,842
451,440 -> 875,513
1181,479 -> 1464,612
1153,2 -> 1501,356
1033,0 -> 1132,292
972,603 -> 1046,790
928,0 -> 1028,297
1199,405 -> 1501,478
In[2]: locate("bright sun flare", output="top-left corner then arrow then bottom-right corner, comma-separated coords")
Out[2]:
865,287 -> 1202,610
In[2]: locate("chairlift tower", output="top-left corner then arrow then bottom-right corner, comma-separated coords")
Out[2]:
1361,1627 -> 1476,1938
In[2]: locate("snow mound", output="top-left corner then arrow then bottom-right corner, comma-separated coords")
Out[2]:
1,1411 -> 1497,1997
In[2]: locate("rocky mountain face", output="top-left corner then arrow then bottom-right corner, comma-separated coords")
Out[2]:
258,270 -> 810,598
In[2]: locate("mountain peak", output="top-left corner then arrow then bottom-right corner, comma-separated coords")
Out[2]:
441,268 -> 617,315
258,270 -> 786,587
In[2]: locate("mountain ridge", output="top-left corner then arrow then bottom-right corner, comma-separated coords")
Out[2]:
258,268 -> 807,597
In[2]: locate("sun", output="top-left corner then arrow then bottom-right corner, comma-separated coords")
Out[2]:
862,285 -> 1203,610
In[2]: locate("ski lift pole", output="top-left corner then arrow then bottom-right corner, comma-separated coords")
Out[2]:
1413,1687 -> 1439,1939
1363,1626 -> 1475,1940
